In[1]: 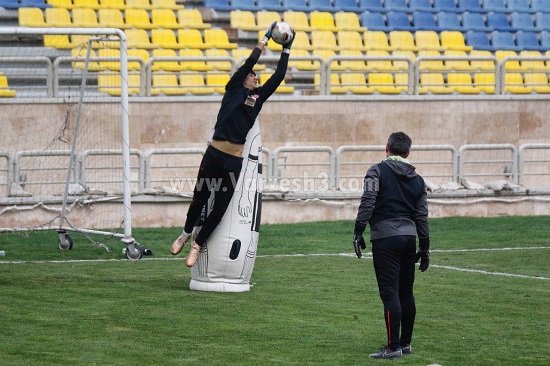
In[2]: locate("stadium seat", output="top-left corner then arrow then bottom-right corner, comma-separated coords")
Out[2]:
338,30 -> 368,51
508,0 -> 535,13
466,31 -> 497,51
394,72 -> 410,92
444,50 -> 475,71
360,12 -> 392,31
491,31 -> 522,51
495,50 -> 522,70
283,11 -> 314,32
389,31 -> 420,51
205,49 -> 233,71
485,0 -> 511,12
366,50 -> 397,71
505,73 -> 532,93
410,0 -> 434,13
415,30 -> 447,50
462,12 -> 494,31
440,31 -> 473,51
311,30 -> 341,51
363,31 -> 394,51
178,9 -> 211,29
46,0 -> 73,9
516,30 -> 547,50
291,31 -> 314,50
206,74 -> 231,94
178,74 -> 213,95
487,12 -> 515,31
152,8 -> 186,29
127,49 -> 149,70
412,11 -> 442,31
524,73 -> 550,93
204,29 -> 238,49
231,0 -> 260,11
341,72 -> 375,94
387,11 -> 415,31
231,10 -> 264,31
151,73 -> 187,96
100,0 -> 125,9
310,11 -> 340,31
126,0 -> 154,10
457,0 -> 487,13
126,29 -> 159,49
335,12 -> 367,31
392,49 -> 415,70
470,50 -> 497,71
203,0 -> 233,11
152,29 -> 185,49
433,0 -> 460,13
541,31 -> 550,49
45,8 -> 72,27
417,50 -> 448,71
436,11 -> 464,31
177,29 -> 211,49
98,48 -> 121,71
73,0 -> 100,9
288,49 -> 318,71
98,8 -> 131,29
334,0 -> 361,13
20,0 -> 51,9
179,49 -> 214,71
18,8 -> 46,27
368,73 -> 403,94
535,12 -> 550,30
532,0 -> 550,13
339,49 -> 368,71
519,50 -> 546,70
257,0 -> 286,11
447,73 -> 481,94
309,0 -> 336,12
151,49 -> 185,72
71,48 -> 104,71
312,49 -> 345,70
419,73 -> 453,94
43,35 -> 73,49
385,0 -> 411,13
473,72 -> 495,93
151,0 -> 184,9
510,12 -> 537,31
259,73 -> 295,93
72,8 -> 99,27
0,0 -> 21,9
0,74 -> 16,98
282,0 -> 310,12
313,73 -> 344,94
358,0 -> 386,12
126,9 -> 157,29
256,10 -> 282,29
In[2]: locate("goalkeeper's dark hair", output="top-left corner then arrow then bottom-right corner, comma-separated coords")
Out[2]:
387,132 -> 412,156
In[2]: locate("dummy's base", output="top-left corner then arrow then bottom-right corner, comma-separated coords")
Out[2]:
189,279 -> 250,292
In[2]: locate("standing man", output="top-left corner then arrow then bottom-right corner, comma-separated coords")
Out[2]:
353,132 -> 430,359
171,22 -> 295,268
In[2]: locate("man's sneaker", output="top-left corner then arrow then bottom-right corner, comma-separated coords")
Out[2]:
400,344 -> 413,355
186,242 -> 201,268
369,346 -> 403,359
170,232 -> 191,255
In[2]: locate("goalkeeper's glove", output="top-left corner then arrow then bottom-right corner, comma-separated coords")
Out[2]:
415,238 -> 430,272
353,230 -> 366,259
283,30 -> 296,51
261,21 -> 277,45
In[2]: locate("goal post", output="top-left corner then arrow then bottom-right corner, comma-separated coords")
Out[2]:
0,27 -> 141,259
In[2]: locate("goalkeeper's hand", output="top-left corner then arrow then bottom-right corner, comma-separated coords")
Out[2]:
353,231 -> 366,258
262,21 -> 277,43
283,30 -> 296,50
415,249 -> 430,272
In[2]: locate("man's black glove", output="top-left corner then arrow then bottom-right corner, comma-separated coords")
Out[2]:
353,231 -> 366,258
416,238 -> 430,272
284,30 -> 296,50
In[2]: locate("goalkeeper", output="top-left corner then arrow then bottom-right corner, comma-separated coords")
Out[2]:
353,132 -> 430,359
171,22 -> 295,268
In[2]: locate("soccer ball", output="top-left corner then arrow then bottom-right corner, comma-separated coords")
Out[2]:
271,22 -> 294,45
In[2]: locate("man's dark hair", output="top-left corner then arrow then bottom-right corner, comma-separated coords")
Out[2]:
387,132 -> 412,156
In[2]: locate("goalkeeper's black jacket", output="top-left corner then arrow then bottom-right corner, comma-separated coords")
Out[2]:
212,47 -> 289,144
355,159 -> 430,243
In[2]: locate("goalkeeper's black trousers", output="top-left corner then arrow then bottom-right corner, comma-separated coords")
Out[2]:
372,235 -> 417,350
184,145 -> 243,246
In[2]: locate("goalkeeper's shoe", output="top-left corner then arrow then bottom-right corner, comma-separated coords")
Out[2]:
400,344 -> 413,354
170,232 -> 191,255
186,242 -> 201,268
368,345 -> 403,359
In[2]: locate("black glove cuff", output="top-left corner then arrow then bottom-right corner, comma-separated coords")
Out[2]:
419,238 -> 430,251
354,222 -> 366,234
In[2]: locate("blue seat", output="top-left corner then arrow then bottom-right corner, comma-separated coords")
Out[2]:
410,0 -> 434,13
540,31 -> 550,48
536,12 -> 550,30
309,0 -> 336,11
532,0 -> 550,14
434,0 -> 461,13
463,12 -> 494,31
282,0 -> 310,11
458,0 -> 487,13
204,0 -> 234,11
385,0 -> 411,13
516,30 -> 547,50
437,11 -> 464,30
0,0 -> 21,9
483,0 -> 509,13
257,0 -> 285,11
358,0 -> 386,12
20,0 -> 52,8
360,11 -> 392,31
487,12 -> 515,31
334,0 -> 361,12
413,11 -> 442,30
387,11 -> 416,30
230,0 -> 260,10
507,0 -> 535,13
466,30 -> 497,50
491,31 -> 522,50
511,12 -> 537,31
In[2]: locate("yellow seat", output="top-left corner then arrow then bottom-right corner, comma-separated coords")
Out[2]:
45,8 -> 72,27
291,31 -> 314,51
180,74 -> 215,94
71,48 -> 104,71
100,0 -> 126,9
496,50 -> 521,71
152,49 -> 186,71
417,50 -> 449,71
334,12 -> 366,32
204,29 -> 238,49
470,50 -> 496,72
98,8 -> 130,29
152,8 -> 186,29
340,49 -> 368,71
447,73 -> 481,94
178,29 -> 211,49
546,50 -> 550,69
152,29 -> 186,49
312,49 -> 345,71
126,29 -> 159,49
18,8 -> 46,27
473,73 -> 495,94
314,73 -> 347,94
310,11 -> 340,32
283,11 -> 314,32
0,74 -> 16,97
392,50 -> 415,71
524,73 -> 550,93
46,0 -> 73,9
177,9 -> 211,29
259,73 -> 295,93
73,0 -> 101,9
519,51 -> 546,71
311,30 -> 341,51
505,73 -> 532,94
179,49 -> 214,71
341,73 -> 374,94
151,73 -> 186,95
366,50 -> 397,71
415,31 -> 447,51
440,31 -> 473,52
256,11 -> 281,29
419,73 -> 453,94
338,31 -> 368,52
125,9 -> 157,29
258,30 -> 282,51
43,35 -> 73,49
394,72 -> 409,93
126,0 -> 154,10
151,0 -> 184,9
206,74 -> 231,94
230,10 -> 263,31
368,73 -> 402,94
288,49 -> 318,71
444,50 -> 474,71
233,48 -> 266,71
205,49 -> 232,71
363,31 -> 394,51
98,73 -> 141,96
389,31 -> 419,52
72,8 -> 99,27
128,49 -> 149,70
98,48 -> 121,71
